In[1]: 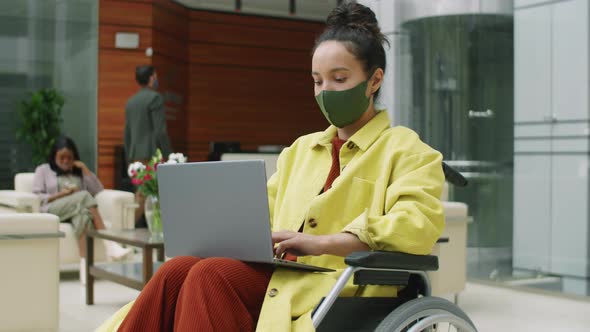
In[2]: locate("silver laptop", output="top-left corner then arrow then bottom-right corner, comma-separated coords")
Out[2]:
157,160 -> 333,272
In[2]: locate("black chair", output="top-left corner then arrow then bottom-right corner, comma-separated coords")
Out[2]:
208,141 -> 241,161
114,145 -> 134,192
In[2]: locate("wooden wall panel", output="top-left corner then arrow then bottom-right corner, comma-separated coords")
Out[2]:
152,0 -> 187,15
99,50 -> 149,109
152,4 -> 189,36
189,44 -> 310,70
189,20 -> 317,50
153,0 -> 189,153
186,10 -> 326,163
153,30 -> 187,62
152,2 -> 189,155
98,1 -> 325,188
99,1 -> 153,27
98,49 -> 149,187
151,53 -> 189,153
190,10 -> 323,32
98,0 -> 156,188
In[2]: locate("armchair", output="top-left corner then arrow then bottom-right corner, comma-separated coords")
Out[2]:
430,182 -> 469,301
0,173 -> 136,268
0,213 -> 61,332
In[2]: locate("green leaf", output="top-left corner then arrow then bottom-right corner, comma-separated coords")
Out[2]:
14,88 -> 64,166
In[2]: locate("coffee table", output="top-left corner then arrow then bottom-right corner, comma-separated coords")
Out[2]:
85,229 -> 165,305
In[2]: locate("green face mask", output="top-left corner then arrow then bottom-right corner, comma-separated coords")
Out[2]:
315,80 -> 370,128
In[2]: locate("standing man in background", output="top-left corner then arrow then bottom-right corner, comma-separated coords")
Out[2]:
125,65 -> 172,227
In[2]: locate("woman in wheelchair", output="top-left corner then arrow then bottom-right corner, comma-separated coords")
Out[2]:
101,3 -> 450,332
32,136 -> 130,261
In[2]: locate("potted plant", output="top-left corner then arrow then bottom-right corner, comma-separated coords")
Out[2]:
15,89 -> 64,166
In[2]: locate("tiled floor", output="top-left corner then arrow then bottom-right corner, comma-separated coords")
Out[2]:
60,279 -> 590,331
467,247 -> 590,298
460,282 -> 590,332
60,279 -> 139,332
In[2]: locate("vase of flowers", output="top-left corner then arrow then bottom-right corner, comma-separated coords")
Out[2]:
144,194 -> 161,238
128,149 -> 187,239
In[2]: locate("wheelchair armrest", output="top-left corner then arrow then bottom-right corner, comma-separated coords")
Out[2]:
345,251 -> 439,271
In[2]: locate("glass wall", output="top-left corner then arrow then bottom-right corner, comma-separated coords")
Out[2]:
393,0 -> 590,298
0,0 -> 98,188
397,13 -> 515,280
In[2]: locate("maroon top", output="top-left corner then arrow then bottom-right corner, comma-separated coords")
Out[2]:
283,136 -> 347,262
324,136 -> 347,192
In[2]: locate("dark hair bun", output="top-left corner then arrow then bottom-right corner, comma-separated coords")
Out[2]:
326,3 -> 386,45
315,2 -> 389,98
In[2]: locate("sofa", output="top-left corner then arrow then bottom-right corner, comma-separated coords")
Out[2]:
0,213 -> 61,331
0,173 -> 136,269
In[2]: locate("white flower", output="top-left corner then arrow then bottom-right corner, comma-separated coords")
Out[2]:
167,152 -> 187,164
127,162 -> 146,177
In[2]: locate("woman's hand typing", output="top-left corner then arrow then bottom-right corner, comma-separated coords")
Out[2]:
272,231 -> 328,257
272,231 -> 370,258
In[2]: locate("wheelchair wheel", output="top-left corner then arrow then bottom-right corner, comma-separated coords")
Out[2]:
375,297 -> 477,332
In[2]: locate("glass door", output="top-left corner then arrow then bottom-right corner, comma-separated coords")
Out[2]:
396,14 -> 514,279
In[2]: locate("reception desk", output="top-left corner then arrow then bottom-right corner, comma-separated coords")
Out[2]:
220,153 -> 280,179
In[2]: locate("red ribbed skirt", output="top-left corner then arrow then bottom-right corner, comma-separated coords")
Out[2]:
117,256 -> 273,332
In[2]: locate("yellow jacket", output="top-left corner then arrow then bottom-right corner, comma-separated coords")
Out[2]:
96,111 -> 444,332
256,111 -> 444,331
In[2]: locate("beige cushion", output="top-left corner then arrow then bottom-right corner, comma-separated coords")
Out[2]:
0,190 -> 40,212
0,213 -> 59,331
429,201 -> 469,296
14,173 -> 35,193
443,201 -> 468,219
441,182 -> 449,201
0,205 -> 17,214
96,189 -> 136,230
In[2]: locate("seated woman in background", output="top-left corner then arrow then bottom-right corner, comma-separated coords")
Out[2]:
32,136 -> 130,270
99,3 -> 444,332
